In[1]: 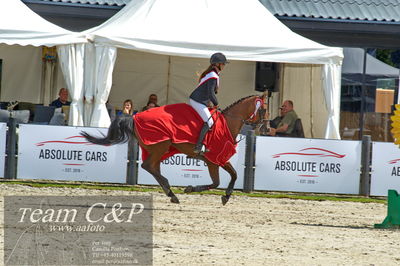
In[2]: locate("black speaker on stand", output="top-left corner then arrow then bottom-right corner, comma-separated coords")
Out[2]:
255,62 -> 277,92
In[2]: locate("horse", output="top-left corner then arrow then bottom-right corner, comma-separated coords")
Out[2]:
82,94 -> 266,205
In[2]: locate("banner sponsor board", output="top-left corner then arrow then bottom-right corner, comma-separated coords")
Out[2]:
370,142 -> 400,196
0,122 -> 6,178
137,135 -> 246,189
17,125 -> 128,183
254,137 -> 361,194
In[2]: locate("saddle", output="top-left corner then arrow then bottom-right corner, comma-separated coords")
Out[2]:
133,103 -> 236,166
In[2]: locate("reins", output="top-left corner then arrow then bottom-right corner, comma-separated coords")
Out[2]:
221,97 -> 266,144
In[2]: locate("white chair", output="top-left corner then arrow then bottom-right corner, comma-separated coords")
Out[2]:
49,113 -> 66,126
12,110 -> 30,124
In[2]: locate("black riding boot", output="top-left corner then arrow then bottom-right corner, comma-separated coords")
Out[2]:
194,123 -> 210,154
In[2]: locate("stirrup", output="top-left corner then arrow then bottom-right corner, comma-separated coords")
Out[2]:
194,144 -> 209,154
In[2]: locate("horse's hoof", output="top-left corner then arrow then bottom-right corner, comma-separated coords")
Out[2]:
184,185 -> 194,193
170,195 -> 180,204
221,195 -> 230,205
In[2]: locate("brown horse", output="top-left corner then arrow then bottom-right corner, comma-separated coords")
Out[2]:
82,94 -> 266,204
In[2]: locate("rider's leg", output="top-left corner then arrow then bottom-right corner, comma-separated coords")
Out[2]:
189,99 -> 214,154
194,122 -> 209,154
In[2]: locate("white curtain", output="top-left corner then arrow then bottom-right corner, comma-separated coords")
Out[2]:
57,44 -> 85,126
322,64 -> 342,139
90,45 -> 117,127
83,43 -> 96,126
42,60 -> 56,106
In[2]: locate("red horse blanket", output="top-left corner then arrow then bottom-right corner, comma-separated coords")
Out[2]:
133,103 -> 236,166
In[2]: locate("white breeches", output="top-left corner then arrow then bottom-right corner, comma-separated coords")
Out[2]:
189,99 -> 214,128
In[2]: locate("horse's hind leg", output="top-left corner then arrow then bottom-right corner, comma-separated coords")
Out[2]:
141,142 -> 180,204
184,162 -> 220,193
220,162 -> 237,205
142,158 -> 179,204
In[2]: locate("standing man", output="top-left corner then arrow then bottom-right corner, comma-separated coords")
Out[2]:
50,88 -> 71,108
268,100 -> 298,136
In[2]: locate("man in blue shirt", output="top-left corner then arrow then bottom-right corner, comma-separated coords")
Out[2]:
50,88 -> 71,108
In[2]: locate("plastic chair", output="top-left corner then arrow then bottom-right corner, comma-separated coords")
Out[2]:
291,119 -> 305,138
49,113 -> 66,126
33,106 -> 55,124
12,110 -> 30,124
0,109 -> 10,123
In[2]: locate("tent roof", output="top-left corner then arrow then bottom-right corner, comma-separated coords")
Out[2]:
86,0 -> 343,65
342,48 -> 400,77
0,0 -> 86,47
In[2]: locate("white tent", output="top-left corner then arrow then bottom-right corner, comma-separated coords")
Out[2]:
83,0 -> 343,137
87,0 -> 342,65
0,0 -> 87,125
0,0 -> 85,46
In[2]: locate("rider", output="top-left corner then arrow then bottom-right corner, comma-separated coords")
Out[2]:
190,52 -> 229,154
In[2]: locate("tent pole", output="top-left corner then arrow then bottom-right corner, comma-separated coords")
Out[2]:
309,65 -> 314,138
166,56 -> 171,104
40,52 -> 46,104
358,48 -> 367,139
397,69 -> 400,104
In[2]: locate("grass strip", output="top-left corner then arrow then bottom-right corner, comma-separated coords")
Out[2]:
0,179 -> 386,204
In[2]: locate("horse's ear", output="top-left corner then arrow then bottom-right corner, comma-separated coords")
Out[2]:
261,91 -> 268,101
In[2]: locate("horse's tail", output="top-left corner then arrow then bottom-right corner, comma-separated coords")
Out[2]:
81,114 -> 134,145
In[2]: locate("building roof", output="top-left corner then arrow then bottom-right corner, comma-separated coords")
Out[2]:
28,0 -> 129,6
260,0 -> 400,23
27,0 -> 400,23
22,0 -> 400,47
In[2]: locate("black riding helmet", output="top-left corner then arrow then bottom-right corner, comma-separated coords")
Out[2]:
210,52 -> 229,65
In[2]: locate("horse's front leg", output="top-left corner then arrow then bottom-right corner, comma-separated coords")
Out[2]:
184,163 -> 220,193
221,162 -> 237,205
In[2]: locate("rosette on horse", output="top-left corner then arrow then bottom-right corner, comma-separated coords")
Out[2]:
82,94 -> 266,205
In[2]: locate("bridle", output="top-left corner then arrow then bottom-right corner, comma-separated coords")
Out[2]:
220,97 -> 265,126
243,97 -> 265,126
219,97 -> 266,144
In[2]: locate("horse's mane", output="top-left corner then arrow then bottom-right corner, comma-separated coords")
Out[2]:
222,95 -> 258,114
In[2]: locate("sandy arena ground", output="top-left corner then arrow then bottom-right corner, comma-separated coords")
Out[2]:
0,183 -> 399,266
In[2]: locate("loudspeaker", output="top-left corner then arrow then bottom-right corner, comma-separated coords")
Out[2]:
255,62 -> 277,92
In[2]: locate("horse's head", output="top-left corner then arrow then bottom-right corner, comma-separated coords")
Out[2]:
222,94 -> 267,138
242,93 -> 267,127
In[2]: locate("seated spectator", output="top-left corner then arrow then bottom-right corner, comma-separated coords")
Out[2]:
142,93 -> 160,111
50,88 -> 71,108
116,99 -> 136,116
142,101 -> 157,111
267,100 -> 298,137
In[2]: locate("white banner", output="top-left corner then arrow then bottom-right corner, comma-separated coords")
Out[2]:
254,137 -> 361,194
17,124 -> 128,183
138,135 -> 246,189
0,123 -> 7,178
371,142 -> 400,196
